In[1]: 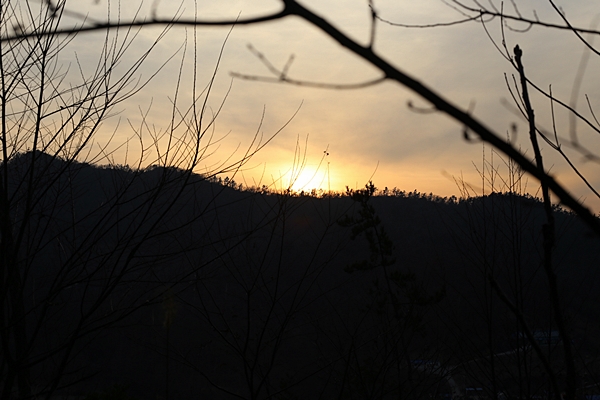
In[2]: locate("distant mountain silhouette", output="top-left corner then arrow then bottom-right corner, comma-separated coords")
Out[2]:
8,153 -> 600,399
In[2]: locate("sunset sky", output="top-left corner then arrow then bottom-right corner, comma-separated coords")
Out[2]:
61,1 -> 600,209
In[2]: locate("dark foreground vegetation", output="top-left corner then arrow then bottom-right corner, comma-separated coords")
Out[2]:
5,153 -> 599,400
4,1 -> 600,398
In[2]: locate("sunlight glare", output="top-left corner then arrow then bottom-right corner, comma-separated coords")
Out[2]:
289,165 -> 328,193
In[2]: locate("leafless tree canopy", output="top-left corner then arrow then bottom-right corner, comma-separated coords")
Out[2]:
2,1 -> 600,399
3,0 -> 600,233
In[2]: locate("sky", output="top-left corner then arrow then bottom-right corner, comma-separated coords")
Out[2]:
53,0 -> 600,210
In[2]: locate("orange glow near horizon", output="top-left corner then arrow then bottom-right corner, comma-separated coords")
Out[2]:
289,165 -> 329,192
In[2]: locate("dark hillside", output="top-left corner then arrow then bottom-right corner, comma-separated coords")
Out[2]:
8,155 -> 600,399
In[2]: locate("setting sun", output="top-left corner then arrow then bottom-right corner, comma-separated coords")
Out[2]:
288,164 -> 329,193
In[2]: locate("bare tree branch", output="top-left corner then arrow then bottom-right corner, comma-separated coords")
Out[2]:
275,0 -> 600,235
0,9 -> 291,42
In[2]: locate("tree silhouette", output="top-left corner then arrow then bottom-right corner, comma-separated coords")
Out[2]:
4,0 -> 598,233
3,1 -> 600,399
0,2 -> 288,398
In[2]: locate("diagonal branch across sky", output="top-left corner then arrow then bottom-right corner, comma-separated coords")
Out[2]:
4,0 -> 599,235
